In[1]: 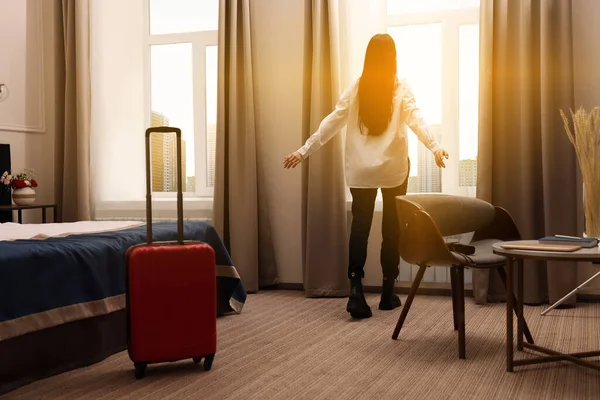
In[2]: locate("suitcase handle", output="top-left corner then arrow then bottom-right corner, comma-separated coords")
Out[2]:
145,126 -> 184,245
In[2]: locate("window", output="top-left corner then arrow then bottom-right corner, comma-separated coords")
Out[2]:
91,0 -> 218,214
385,1 -> 480,196
145,0 -> 219,197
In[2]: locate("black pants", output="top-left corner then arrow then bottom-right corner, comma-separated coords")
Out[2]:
348,164 -> 409,281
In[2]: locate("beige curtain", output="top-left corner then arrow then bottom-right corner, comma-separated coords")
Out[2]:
474,0 -> 581,305
55,0 -> 93,222
301,0 -> 349,297
213,0 -> 278,293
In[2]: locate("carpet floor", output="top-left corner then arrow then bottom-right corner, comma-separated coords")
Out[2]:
2,290 -> 599,400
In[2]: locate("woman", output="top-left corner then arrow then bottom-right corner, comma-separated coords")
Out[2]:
283,34 -> 448,319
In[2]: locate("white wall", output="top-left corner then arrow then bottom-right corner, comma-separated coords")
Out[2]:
0,0 -> 57,223
572,0 -> 600,293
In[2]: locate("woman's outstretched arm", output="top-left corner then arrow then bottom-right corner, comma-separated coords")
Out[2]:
401,82 -> 449,168
283,82 -> 355,169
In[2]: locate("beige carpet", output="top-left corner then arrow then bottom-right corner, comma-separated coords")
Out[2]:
2,290 -> 599,400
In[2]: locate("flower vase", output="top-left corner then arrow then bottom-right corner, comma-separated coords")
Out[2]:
12,187 -> 36,206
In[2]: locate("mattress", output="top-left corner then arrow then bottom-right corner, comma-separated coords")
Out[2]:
0,220 -> 145,241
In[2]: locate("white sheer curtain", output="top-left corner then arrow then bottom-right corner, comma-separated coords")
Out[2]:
90,0 -> 146,208
334,0 -> 386,202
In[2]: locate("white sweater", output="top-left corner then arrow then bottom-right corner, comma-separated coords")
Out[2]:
297,78 -> 441,188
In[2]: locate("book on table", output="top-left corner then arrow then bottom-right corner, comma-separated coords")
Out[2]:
501,243 -> 582,252
538,235 -> 598,248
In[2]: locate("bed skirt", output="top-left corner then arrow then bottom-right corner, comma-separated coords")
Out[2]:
0,310 -> 126,395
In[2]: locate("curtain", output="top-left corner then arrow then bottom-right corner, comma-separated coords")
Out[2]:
213,0 -> 278,293
55,0 -> 93,222
474,0 -> 580,305
300,0 -> 349,297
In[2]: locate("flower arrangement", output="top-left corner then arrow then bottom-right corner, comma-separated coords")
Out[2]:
560,106 -> 600,238
1,169 -> 38,191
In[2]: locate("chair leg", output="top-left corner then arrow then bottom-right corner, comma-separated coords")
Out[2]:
496,266 -> 535,344
392,264 -> 427,340
456,267 -> 466,359
450,267 -> 459,331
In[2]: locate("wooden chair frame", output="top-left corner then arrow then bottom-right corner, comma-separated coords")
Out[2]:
391,195 -> 534,359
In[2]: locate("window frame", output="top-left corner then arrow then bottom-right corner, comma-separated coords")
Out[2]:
142,0 -> 218,199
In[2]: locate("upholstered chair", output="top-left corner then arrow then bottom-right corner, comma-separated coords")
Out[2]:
392,194 -> 534,359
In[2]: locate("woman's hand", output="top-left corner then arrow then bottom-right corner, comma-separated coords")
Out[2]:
283,151 -> 303,169
434,149 -> 449,168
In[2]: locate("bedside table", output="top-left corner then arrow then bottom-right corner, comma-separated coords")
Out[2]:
0,204 -> 58,223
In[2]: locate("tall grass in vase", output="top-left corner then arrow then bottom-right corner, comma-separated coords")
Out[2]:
560,106 -> 600,239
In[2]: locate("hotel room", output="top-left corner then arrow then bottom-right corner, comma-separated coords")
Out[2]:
1,0 -> 599,399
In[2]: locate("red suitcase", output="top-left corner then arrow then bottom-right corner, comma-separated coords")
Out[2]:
125,126 -> 217,379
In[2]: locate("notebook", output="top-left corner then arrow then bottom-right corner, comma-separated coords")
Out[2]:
538,235 -> 598,248
501,243 -> 582,252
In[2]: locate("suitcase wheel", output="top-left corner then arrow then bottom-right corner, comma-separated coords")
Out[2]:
203,354 -> 215,371
134,362 -> 148,379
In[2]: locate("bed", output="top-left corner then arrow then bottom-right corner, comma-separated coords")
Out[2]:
0,220 -> 246,395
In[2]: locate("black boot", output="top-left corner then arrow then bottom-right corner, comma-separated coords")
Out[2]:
346,275 -> 372,319
379,276 -> 401,310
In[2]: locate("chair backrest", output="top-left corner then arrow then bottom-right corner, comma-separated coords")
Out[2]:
397,194 -> 496,237
395,194 -> 497,266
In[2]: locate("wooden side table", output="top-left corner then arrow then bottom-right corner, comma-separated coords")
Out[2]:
492,240 -> 600,372
0,204 -> 58,224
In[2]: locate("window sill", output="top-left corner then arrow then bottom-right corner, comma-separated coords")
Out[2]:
98,196 -> 422,219
94,198 -> 214,220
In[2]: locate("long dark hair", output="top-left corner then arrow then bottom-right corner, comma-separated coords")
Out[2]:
357,34 -> 397,136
